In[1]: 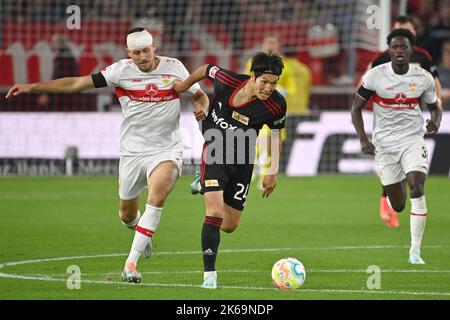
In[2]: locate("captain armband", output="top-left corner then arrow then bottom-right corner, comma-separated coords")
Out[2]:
357,86 -> 374,100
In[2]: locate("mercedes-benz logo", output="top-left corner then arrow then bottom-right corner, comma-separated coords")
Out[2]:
394,93 -> 407,104
145,83 -> 159,96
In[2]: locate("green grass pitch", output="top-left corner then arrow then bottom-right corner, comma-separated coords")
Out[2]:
1,175 -> 449,300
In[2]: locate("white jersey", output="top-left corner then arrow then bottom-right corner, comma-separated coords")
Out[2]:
100,57 -> 200,156
361,62 -> 437,149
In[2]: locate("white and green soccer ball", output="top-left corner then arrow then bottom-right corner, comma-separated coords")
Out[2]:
271,257 -> 306,291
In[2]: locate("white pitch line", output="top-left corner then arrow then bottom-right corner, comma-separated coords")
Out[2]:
19,268 -> 450,278
1,272 -> 450,297
157,244 -> 448,255
0,253 -> 126,269
309,269 -> 450,273
1,245 -> 450,298
1,244 -> 448,269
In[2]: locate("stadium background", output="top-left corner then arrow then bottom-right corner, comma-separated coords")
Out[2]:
1,0 -> 448,177
1,0 -> 450,302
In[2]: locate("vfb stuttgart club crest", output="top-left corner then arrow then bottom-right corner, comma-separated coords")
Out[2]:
394,93 -> 407,104
145,83 -> 159,96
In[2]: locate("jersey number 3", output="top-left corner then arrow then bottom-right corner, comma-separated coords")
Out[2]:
422,146 -> 428,159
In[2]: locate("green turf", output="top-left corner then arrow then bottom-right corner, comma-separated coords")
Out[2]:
0,175 -> 449,300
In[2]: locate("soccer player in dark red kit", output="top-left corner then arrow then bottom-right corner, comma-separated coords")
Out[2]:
174,52 -> 286,288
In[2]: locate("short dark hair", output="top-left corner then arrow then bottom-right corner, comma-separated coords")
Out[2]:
250,52 -> 284,78
127,27 -> 146,35
394,15 -> 414,25
387,28 -> 416,46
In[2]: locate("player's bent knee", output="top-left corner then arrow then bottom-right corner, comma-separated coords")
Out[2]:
221,224 -> 238,233
410,186 -> 424,199
410,190 -> 424,199
207,205 -> 225,219
119,207 -> 137,223
119,212 -> 133,224
221,216 -> 240,233
119,209 -> 141,229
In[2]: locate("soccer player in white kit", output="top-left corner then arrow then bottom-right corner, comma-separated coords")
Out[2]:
367,16 -> 443,228
351,29 -> 442,264
6,28 -> 209,282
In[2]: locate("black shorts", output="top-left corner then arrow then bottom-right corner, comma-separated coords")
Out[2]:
200,161 -> 254,211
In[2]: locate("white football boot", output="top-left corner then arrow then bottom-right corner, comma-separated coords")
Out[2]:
122,262 -> 142,283
408,252 -> 425,265
201,273 -> 217,289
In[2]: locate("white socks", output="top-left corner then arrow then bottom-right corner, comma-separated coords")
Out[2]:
137,204 -> 162,232
410,195 -> 427,255
126,204 -> 162,266
204,271 -> 217,280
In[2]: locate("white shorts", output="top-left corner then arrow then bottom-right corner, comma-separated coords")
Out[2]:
375,142 -> 429,186
119,152 -> 183,200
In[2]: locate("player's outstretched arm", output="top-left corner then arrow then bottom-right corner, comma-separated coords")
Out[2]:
6,75 -> 95,98
351,94 -> 375,155
173,64 -> 209,93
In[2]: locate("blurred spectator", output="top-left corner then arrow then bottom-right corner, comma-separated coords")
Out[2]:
284,0 -> 306,22
407,0 -> 436,21
244,33 -> 287,93
37,34 -> 80,108
244,34 -> 312,114
50,34 -> 80,79
267,1 -> 292,22
157,0 -> 191,57
410,15 -> 429,48
34,0 -> 66,21
425,0 -> 450,62
201,0 -> 242,50
438,40 -> 450,110
185,0 -> 202,25
240,0 -> 272,22
282,44 -> 313,115
313,0 -> 356,85
96,0 -> 122,21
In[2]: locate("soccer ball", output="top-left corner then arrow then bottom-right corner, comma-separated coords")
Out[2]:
271,257 -> 306,291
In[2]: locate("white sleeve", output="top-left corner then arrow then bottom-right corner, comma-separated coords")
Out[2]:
100,61 -> 124,87
177,60 -> 201,96
360,68 -> 377,91
421,73 -> 437,104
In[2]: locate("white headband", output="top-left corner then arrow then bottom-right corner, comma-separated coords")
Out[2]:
127,30 -> 153,50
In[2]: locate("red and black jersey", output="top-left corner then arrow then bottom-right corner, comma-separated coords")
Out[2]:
203,64 -> 286,132
202,64 -> 286,163
371,47 -> 440,79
